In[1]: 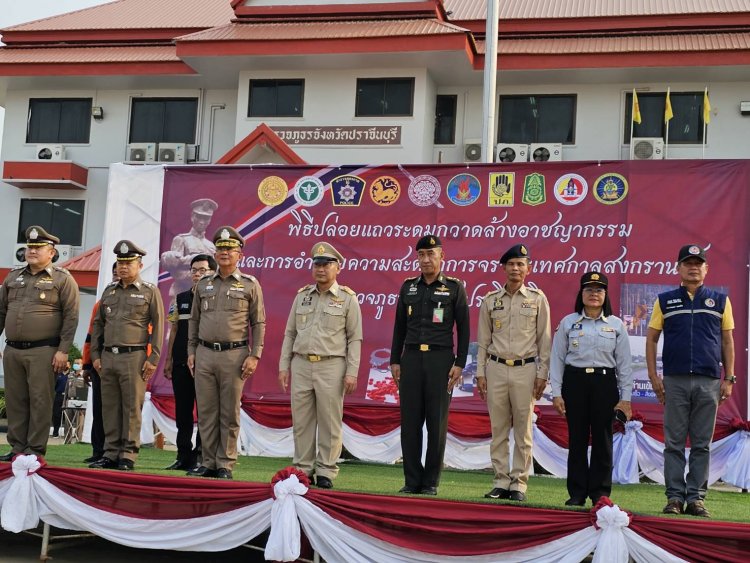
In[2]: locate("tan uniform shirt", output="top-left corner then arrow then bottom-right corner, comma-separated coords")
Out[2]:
278,282 -> 363,377
476,284 -> 551,379
188,269 -> 266,358
90,277 -> 165,364
161,229 -> 216,267
0,264 -> 80,352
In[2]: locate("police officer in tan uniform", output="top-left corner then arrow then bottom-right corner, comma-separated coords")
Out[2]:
0,226 -> 79,460
89,241 -> 164,470
187,226 -> 265,480
476,243 -> 551,502
278,242 -> 362,489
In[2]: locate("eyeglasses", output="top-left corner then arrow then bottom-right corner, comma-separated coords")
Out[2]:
190,267 -> 210,275
583,287 -> 606,294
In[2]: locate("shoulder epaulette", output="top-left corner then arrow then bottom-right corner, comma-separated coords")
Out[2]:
527,286 -> 543,294
53,266 -> 71,275
445,275 -> 462,283
340,285 -> 356,296
298,284 -> 313,293
403,275 -> 418,283
484,288 -> 501,298
9,266 -> 25,273
105,280 -> 118,288
239,272 -> 257,282
142,281 -> 155,288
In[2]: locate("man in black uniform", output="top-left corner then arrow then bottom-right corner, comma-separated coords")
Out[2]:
390,235 -> 470,495
163,254 -> 216,470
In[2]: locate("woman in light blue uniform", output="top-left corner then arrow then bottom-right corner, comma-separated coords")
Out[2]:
550,271 -> 633,507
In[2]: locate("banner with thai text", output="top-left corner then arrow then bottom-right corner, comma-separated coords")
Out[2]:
156,160 -> 750,422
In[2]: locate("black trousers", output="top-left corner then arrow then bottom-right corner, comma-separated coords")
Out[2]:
90,369 -> 105,458
52,393 -> 64,435
172,362 -> 201,463
399,349 -> 454,488
561,368 -> 619,501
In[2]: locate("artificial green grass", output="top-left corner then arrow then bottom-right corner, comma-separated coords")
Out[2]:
40,443 -> 750,523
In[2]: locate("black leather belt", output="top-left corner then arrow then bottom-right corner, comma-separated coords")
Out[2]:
565,365 -> 612,376
104,346 -> 146,354
295,353 -> 338,362
405,344 -> 452,352
6,338 -> 60,350
488,354 -> 536,367
200,339 -> 247,352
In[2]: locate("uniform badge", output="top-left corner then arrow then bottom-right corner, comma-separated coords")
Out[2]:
446,173 -> 481,206
119,242 -> 130,253
572,323 -> 582,330
369,176 -> 401,206
554,174 -> 588,205
602,327 -> 615,332
572,339 -> 579,347
437,285 -> 449,292
40,292 -> 46,300
591,273 -> 600,281
689,245 -> 701,255
494,319 -> 502,329
593,173 -> 628,205
302,295 -> 313,306
704,298 -> 716,307
29,228 -> 39,240
522,173 -> 546,206
330,175 -> 365,206
328,298 -> 344,309
408,286 -> 418,294
488,172 -> 515,207
408,174 -> 441,207
220,229 -> 230,240
258,176 -> 288,206
294,176 -> 325,207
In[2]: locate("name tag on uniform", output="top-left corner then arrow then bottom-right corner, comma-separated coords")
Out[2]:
433,308 -> 444,323
130,294 -> 145,299
434,291 -> 450,296
521,301 -> 534,308
408,285 -> 418,294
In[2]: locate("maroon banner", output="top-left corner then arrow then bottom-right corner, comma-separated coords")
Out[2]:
156,160 -> 750,423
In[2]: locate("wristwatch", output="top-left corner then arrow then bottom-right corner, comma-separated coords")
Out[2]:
725,375 -> 737,384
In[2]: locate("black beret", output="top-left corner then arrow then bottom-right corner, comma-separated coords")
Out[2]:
500,243 -> 530,264
415,235 -> 441,251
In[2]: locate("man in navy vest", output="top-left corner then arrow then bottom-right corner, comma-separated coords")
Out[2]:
646,244 -> 736,518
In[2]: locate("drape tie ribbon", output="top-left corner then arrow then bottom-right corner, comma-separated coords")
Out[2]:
591,497 -> 632,563
1,454 -> 43,533
265,467 -> 310,561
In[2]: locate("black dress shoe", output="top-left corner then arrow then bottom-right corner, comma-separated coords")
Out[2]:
215,468 -> 233,480
484,487 -> 510,499
398,485 -> 420,494
0,451 -> 16,462
315,476 -> 333,489
165,460 -> 189,471
83,455 -> 102,464
508,490 -> 526,502
420,486 -> 438,496
565,497 -> 586,506
187,465 -> 217,478
89,457 -> 118,469
117,459 -> 135,471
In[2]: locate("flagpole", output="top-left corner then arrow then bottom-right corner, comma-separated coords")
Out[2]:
481,0 -> 500,163
630,89 -> 636,160
702,86 -> 708,159
664,87 -> 671,159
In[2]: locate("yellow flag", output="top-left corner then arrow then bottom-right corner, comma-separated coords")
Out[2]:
632,90 -> 642,124
703,90 -> 711,124
664,89 -> 673,123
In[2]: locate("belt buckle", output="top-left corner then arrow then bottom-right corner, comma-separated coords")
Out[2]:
213,343 -> 222,351
505,359 -> 514,366
308,355 -> 321,362
112,347 -> 119,354
585,368 -> 594,374
419,344 -> 429,352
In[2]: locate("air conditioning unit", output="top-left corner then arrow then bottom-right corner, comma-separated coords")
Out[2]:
13,244 -> 27,266
158,143 -> 186,163
496,143 -> 528,163
53,244 -> 73,264
463,139 -> 482,162
127,142 -> 157,163
36,144 -> 65,161
632,137 -> 664,160
529,143 -> 562,162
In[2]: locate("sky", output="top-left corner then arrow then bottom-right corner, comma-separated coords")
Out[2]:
0,0 -> 114,154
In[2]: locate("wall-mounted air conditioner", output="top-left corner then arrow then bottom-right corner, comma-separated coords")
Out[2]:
496,143 -> 528,163
127,142 -> 157,163
632,138 -> 664,160
158,143 -> 186,163
13,244 -> 27,266
36,144 -> 65,161
463,138 -> 482,162
529,143 -> 562,162
53,244 -> 73,264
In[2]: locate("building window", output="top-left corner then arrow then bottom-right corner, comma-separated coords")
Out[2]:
434,95 -> 457,145
129,98 -> 198,144
355,78 -> 414,117
248,79 -> 304,117
26,98 -> 92,144
18,199 -> 85,246
624,91 -> 705,143
498,95 -> 576,144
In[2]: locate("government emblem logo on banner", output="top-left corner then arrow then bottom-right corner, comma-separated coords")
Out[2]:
408,174 -> 441,207
522,173 -> 546,206
488,173 -> 515,207
553,173 -> 588,205
330,175 -> 365,206
593,173 -> 628,205
369,176 -> 401,206
294,176 -> 325,206
258,176 -> 288,206
446,173 -> 481,206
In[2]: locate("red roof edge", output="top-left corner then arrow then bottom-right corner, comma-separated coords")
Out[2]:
233,1 -> 443,21
216,123 -> 307,165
